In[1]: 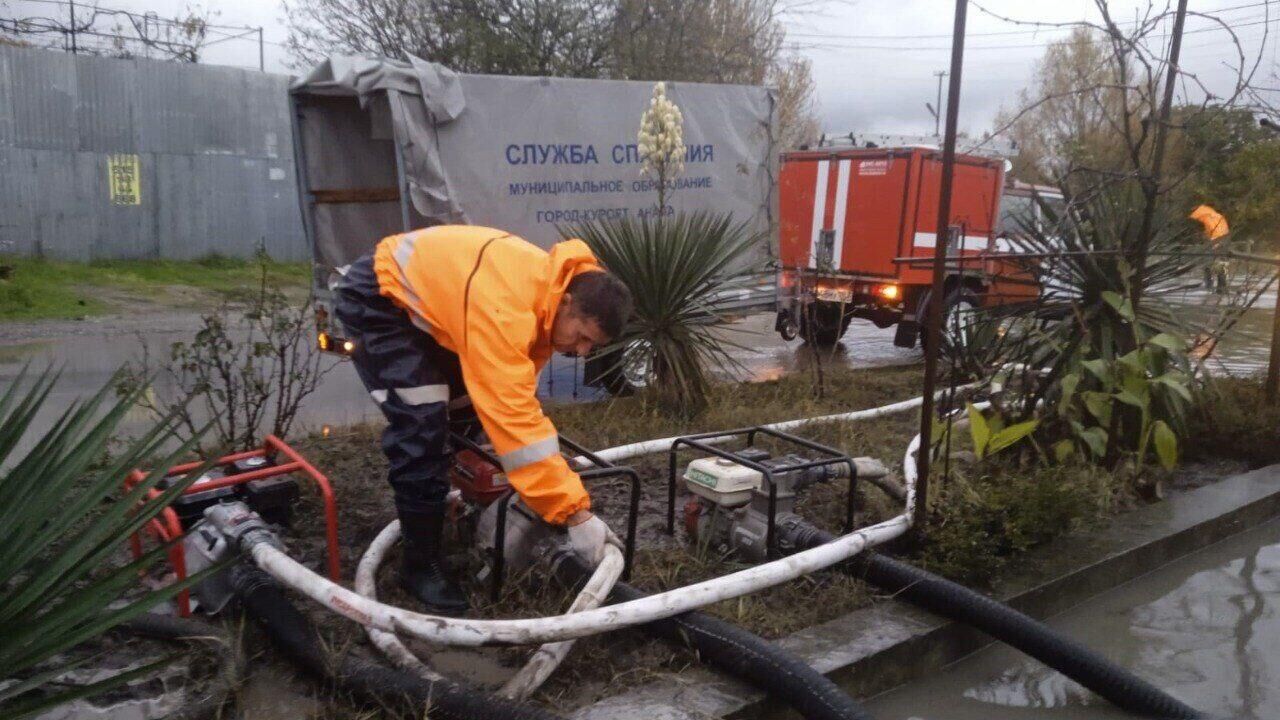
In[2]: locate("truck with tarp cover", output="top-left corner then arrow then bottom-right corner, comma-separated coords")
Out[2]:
288,56 -> 778,382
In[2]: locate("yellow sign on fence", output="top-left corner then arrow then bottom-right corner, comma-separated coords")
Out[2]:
107,154 -> 141,205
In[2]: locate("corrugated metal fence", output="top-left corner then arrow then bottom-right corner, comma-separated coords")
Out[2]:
0,45 -> 307,261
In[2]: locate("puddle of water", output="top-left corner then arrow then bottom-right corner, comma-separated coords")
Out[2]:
865,517 -> 1280,720
236,664 -> 324,720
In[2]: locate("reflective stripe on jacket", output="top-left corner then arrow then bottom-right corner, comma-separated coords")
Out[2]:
373,226 -> 601,524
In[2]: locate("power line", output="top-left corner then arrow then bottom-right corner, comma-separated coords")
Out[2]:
1,0 -> 270,69
786,0 -> 1272,43
8,0 -> 262,33
788,15 -> 1276,53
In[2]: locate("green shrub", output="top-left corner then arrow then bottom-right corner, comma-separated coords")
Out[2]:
917,461 -> 1122,586
565,211 -> 763,416
1185,375 -> 1280,467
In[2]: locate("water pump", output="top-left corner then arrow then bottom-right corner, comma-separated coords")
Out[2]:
670,427 -> 889,563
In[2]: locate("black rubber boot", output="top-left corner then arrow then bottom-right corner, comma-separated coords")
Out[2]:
397,504 -> 469,616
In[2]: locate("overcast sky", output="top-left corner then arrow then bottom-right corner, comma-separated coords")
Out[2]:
6,0 -> 1277,137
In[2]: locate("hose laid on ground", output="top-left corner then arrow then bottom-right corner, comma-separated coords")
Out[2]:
114,614 -> 244,720
570,386 -> 975,468
254,389 -> 975,647
352,519 -> 446,682
252,509 -> 909,646
229,563 -> 563,720
550,554 -> 876,720
354,518 -> 625,699
791,526 -> 1202,720
498,544 -> 625,700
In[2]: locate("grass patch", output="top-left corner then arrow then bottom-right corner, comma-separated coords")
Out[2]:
0,254 -> 310,321
1185,374 -> 1280,468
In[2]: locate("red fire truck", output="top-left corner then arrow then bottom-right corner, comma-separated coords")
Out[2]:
775,144 -> 1040,348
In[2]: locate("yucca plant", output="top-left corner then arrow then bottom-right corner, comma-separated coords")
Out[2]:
0,368 -> 214,719
566,210 -> 764,415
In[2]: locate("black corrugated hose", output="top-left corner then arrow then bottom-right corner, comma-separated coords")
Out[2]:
228,563 -> 562,720
114,613 -> 245,720
794,525 -> 1203,720
552,553 -> 877,720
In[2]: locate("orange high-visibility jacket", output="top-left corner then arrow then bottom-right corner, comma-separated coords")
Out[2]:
373,226 -> 601,524
1190,204 -> 1229,243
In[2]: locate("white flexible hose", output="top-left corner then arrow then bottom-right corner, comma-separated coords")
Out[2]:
498,544 -> 624,700
902,400 -> 990,519
570,390 -> 972,468
253,508 -> 910,646
254,387 -> 976,647
353,519 -> 445,681
355,519 -> 624,694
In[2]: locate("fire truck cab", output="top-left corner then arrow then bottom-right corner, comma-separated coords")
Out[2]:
775,143 -> 1048,348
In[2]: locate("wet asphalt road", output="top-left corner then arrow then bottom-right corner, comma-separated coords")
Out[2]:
0,287 -> 1272,456
0,311 -> 920,456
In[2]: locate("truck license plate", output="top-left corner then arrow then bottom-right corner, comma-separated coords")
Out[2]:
816,287 -> 853,303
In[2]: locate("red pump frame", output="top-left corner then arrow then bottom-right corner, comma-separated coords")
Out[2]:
126,434 -> 340,617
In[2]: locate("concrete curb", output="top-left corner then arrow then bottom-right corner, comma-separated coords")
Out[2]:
572,464 -> 1280,720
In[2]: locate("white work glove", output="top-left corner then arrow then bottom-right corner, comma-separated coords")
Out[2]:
566,513 -> 622,566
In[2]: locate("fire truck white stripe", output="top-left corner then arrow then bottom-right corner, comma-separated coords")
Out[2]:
807,160 -> 830,269
912,232 -> 991,250
831,160 -> 852,268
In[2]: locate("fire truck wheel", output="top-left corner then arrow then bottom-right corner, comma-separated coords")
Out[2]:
920,290 -> 980,354
799,301 -> 852,347
777,311 -> 800,341
588,339 -> 656,396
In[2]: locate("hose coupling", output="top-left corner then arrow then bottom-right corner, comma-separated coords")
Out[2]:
204,501 -> 285,553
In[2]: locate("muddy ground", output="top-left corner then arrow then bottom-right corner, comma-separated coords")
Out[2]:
237,364 -> 922,713
33,361 -> 1253,720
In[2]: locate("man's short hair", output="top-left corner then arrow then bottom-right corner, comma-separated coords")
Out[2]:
567,270 -> 633,339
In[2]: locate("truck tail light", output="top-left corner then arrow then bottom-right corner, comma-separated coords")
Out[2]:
318,332 -> 355,355
878,284 -> 901,301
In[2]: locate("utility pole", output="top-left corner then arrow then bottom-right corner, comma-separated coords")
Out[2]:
68,0 -> 77,54
1132,0 -> 1188,318
258,27 -> 264,71
915,3 -> 968,535
933,70 -> 948,137
1262,119 -> 1280,403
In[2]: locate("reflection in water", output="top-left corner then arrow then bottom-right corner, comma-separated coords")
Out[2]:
866,518 -> 1280,720
963,664 -> 1094,709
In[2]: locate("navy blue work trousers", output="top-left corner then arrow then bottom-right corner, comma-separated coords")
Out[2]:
333,255 -> 470,513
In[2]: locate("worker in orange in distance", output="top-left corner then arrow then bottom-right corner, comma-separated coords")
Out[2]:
1189,204 -> 1230,244
334,226 -> 633,615
1189,204 -> 1230,293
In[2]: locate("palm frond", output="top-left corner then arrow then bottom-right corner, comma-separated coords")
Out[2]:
0,372 -> 211,715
